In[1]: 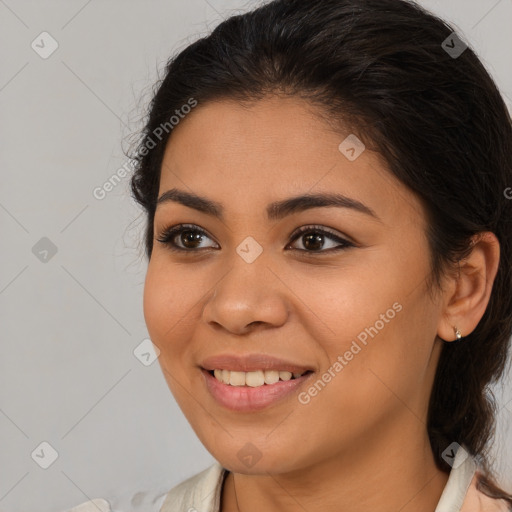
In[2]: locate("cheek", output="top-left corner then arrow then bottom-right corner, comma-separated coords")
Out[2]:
323,298 -> 438,426
143,259 -> 205,384
143,262 -> 189,359
143,267 -> 192,401
142,265 -> 166,340
297,265 -> 435,413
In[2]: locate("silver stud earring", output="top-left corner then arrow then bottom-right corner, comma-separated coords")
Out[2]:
453,326 -> 462,340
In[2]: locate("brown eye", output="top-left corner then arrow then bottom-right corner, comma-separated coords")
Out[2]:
156,224 -> 218,252
287,226 -> 354,253
156,223 -> 353,255
301,233 -> 325,251
179,229 -> 204,249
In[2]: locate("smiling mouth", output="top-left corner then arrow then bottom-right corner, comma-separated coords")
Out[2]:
208,369 -> 313,387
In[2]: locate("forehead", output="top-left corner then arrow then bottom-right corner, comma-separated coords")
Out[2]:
163,95 -> 341,162
158,96 -> 424,224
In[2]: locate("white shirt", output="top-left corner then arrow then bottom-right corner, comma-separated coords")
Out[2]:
62,446 -> 510,511
158,446 -> 510,512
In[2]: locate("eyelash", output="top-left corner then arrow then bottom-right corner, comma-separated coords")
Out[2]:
155,223 -> 355,255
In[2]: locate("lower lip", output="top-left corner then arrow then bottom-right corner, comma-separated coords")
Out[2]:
201,369 -> 313,412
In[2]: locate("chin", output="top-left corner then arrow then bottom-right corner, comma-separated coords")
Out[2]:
217,455 -> 296,475
201,436 -> 305,475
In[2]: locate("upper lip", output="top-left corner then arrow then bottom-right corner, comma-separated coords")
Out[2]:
200,353 -> 315,373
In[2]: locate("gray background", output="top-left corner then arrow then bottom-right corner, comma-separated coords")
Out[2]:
0,1 -> 511,511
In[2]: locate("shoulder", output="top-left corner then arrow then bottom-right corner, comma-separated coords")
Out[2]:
62,498 -> 111,511
460,471 -> 512,512
58,464 -> 225,512
435,445 -> 511,512
159,462 -> 227,512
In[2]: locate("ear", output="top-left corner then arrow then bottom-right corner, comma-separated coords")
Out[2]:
437,232 -> 500,342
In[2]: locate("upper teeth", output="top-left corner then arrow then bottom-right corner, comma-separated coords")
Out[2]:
213,369 -> 306,387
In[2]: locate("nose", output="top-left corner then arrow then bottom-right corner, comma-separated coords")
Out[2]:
201,257 -> 290,335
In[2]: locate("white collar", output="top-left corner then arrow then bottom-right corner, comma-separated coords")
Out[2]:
435,444 -> 477,512
159,446 -> 479,512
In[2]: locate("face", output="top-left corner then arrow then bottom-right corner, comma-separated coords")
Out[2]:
143,95 -> 446,475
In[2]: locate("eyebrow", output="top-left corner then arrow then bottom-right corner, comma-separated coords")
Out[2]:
156,188 -> 380,222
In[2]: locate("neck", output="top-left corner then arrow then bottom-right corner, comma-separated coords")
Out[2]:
221,423 -> 450,512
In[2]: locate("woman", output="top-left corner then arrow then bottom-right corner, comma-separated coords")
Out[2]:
130,0 -> 512,510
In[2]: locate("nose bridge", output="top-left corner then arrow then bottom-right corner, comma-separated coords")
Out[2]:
204,240 -> 290,332
219,236 -> 273,302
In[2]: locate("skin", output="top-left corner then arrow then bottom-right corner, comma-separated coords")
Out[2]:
143,95 -> 500,512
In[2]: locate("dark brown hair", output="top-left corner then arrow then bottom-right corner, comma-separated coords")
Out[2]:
129,0 -> 512,503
